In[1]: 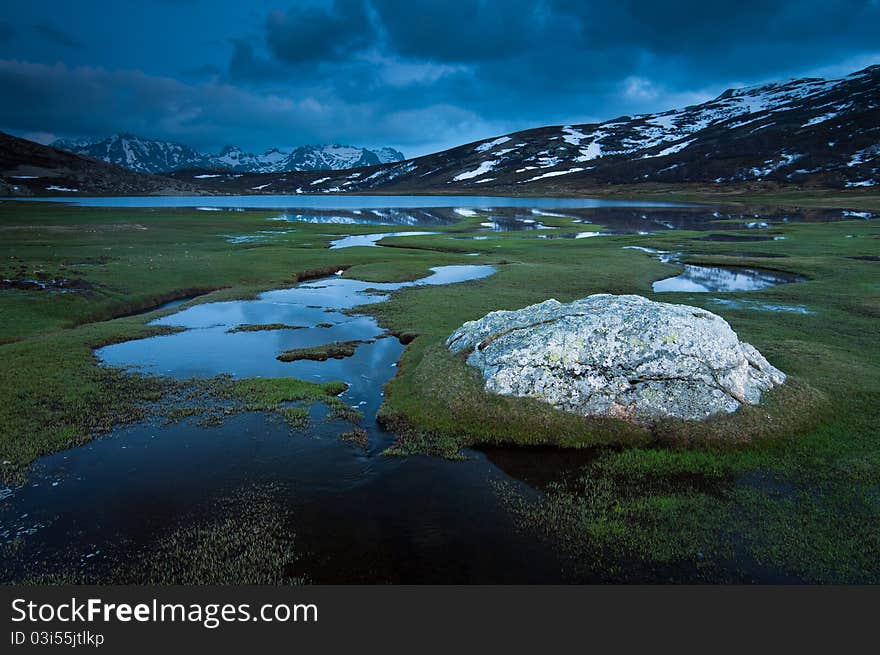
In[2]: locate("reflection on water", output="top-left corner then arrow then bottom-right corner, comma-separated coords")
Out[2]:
2,265 -> 590,585
479,218 -> 554,231
269,208 -> 461,226
16,196 -> 874,237
706,298 -> 814,314
329,231 -> 439,249
99,266 -> 494,396
477,445 -> 599,491
623,245 -> 804,293
653,264 -> 803,293
16,194 -> 689,210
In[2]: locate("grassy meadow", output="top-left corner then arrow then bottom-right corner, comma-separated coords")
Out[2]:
1,197 -> 878,582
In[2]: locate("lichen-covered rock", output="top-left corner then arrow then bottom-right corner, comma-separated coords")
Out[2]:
446,294 -> 785,422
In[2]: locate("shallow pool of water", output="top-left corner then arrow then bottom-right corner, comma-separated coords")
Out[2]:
329,231 -> 439,249
99,266 -> 494,407
653,265 -> 803,293
706,298 -> 814,314
3,265 -> 594,584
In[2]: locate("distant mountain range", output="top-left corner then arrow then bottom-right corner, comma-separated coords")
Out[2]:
2,64 -> 878,196
50,134 -> 405,174
185,63 -> 871,194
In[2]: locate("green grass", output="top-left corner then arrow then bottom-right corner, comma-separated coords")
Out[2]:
277,339 -> 368,362
223,376 -> 347,409
353,214 -> 880,581
0,199 -> 879,582
0,203 -> 456,473
227,323 -> 306,333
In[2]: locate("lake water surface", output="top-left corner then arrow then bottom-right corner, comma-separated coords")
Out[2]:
13,194 -> 689,210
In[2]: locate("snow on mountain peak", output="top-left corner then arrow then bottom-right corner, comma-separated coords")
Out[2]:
51,136 -> 405,174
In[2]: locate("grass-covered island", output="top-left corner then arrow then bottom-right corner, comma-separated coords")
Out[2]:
1,195 -> 878,583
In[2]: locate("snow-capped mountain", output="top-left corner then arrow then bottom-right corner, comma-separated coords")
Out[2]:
51,134 -> 405,174
177,63 -> 878,193
15,63 -> 879,195
52,134 -> 205,175
284,144 -> 402,171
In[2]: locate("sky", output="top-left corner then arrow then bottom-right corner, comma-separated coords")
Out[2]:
0,0 -> 878,157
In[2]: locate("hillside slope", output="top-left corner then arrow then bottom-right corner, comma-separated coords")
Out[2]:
172,64 -> 879,195
0,132 -> 196,196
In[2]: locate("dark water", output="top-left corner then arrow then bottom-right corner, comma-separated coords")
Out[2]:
1,264 -> 580,583
1,410 -> 570,583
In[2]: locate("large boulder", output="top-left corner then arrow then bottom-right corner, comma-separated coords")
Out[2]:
446,294 -> 785,422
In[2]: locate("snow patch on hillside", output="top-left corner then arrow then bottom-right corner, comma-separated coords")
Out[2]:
453,160 -> 498,181
475,136 -> 512,152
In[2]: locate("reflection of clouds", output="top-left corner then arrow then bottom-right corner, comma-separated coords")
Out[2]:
707,298 -> 814,314
98,266 -> 495,407
330,231 -> 439,249
275,208 -> 461,226
654,264 -> 800,293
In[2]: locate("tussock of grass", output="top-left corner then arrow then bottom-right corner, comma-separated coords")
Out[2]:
277,339 -> 368,362
340,428 -> 368,447
279,406 -> 310,428
224,376 -> 346,409
1,484 -> 307,585
227,323 -> 306,333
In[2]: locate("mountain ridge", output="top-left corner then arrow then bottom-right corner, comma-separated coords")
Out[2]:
171,64 -> 878,194
51,134 -> 405,174
3,64 -> 879,196
0,132 -> 197,196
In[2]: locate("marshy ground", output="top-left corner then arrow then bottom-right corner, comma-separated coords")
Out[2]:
0,196 -> 878,583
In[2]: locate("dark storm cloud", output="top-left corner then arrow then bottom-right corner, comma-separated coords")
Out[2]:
265,0 -> 376,63
367,0 -> 880,86
371,0 -> 544,62
32,21 -> 84,50
0,1 -> 878,155
0,21 -> 15,43
227,0 -> 880,123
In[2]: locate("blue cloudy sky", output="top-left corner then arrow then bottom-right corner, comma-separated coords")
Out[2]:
0,0 -> 878,157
